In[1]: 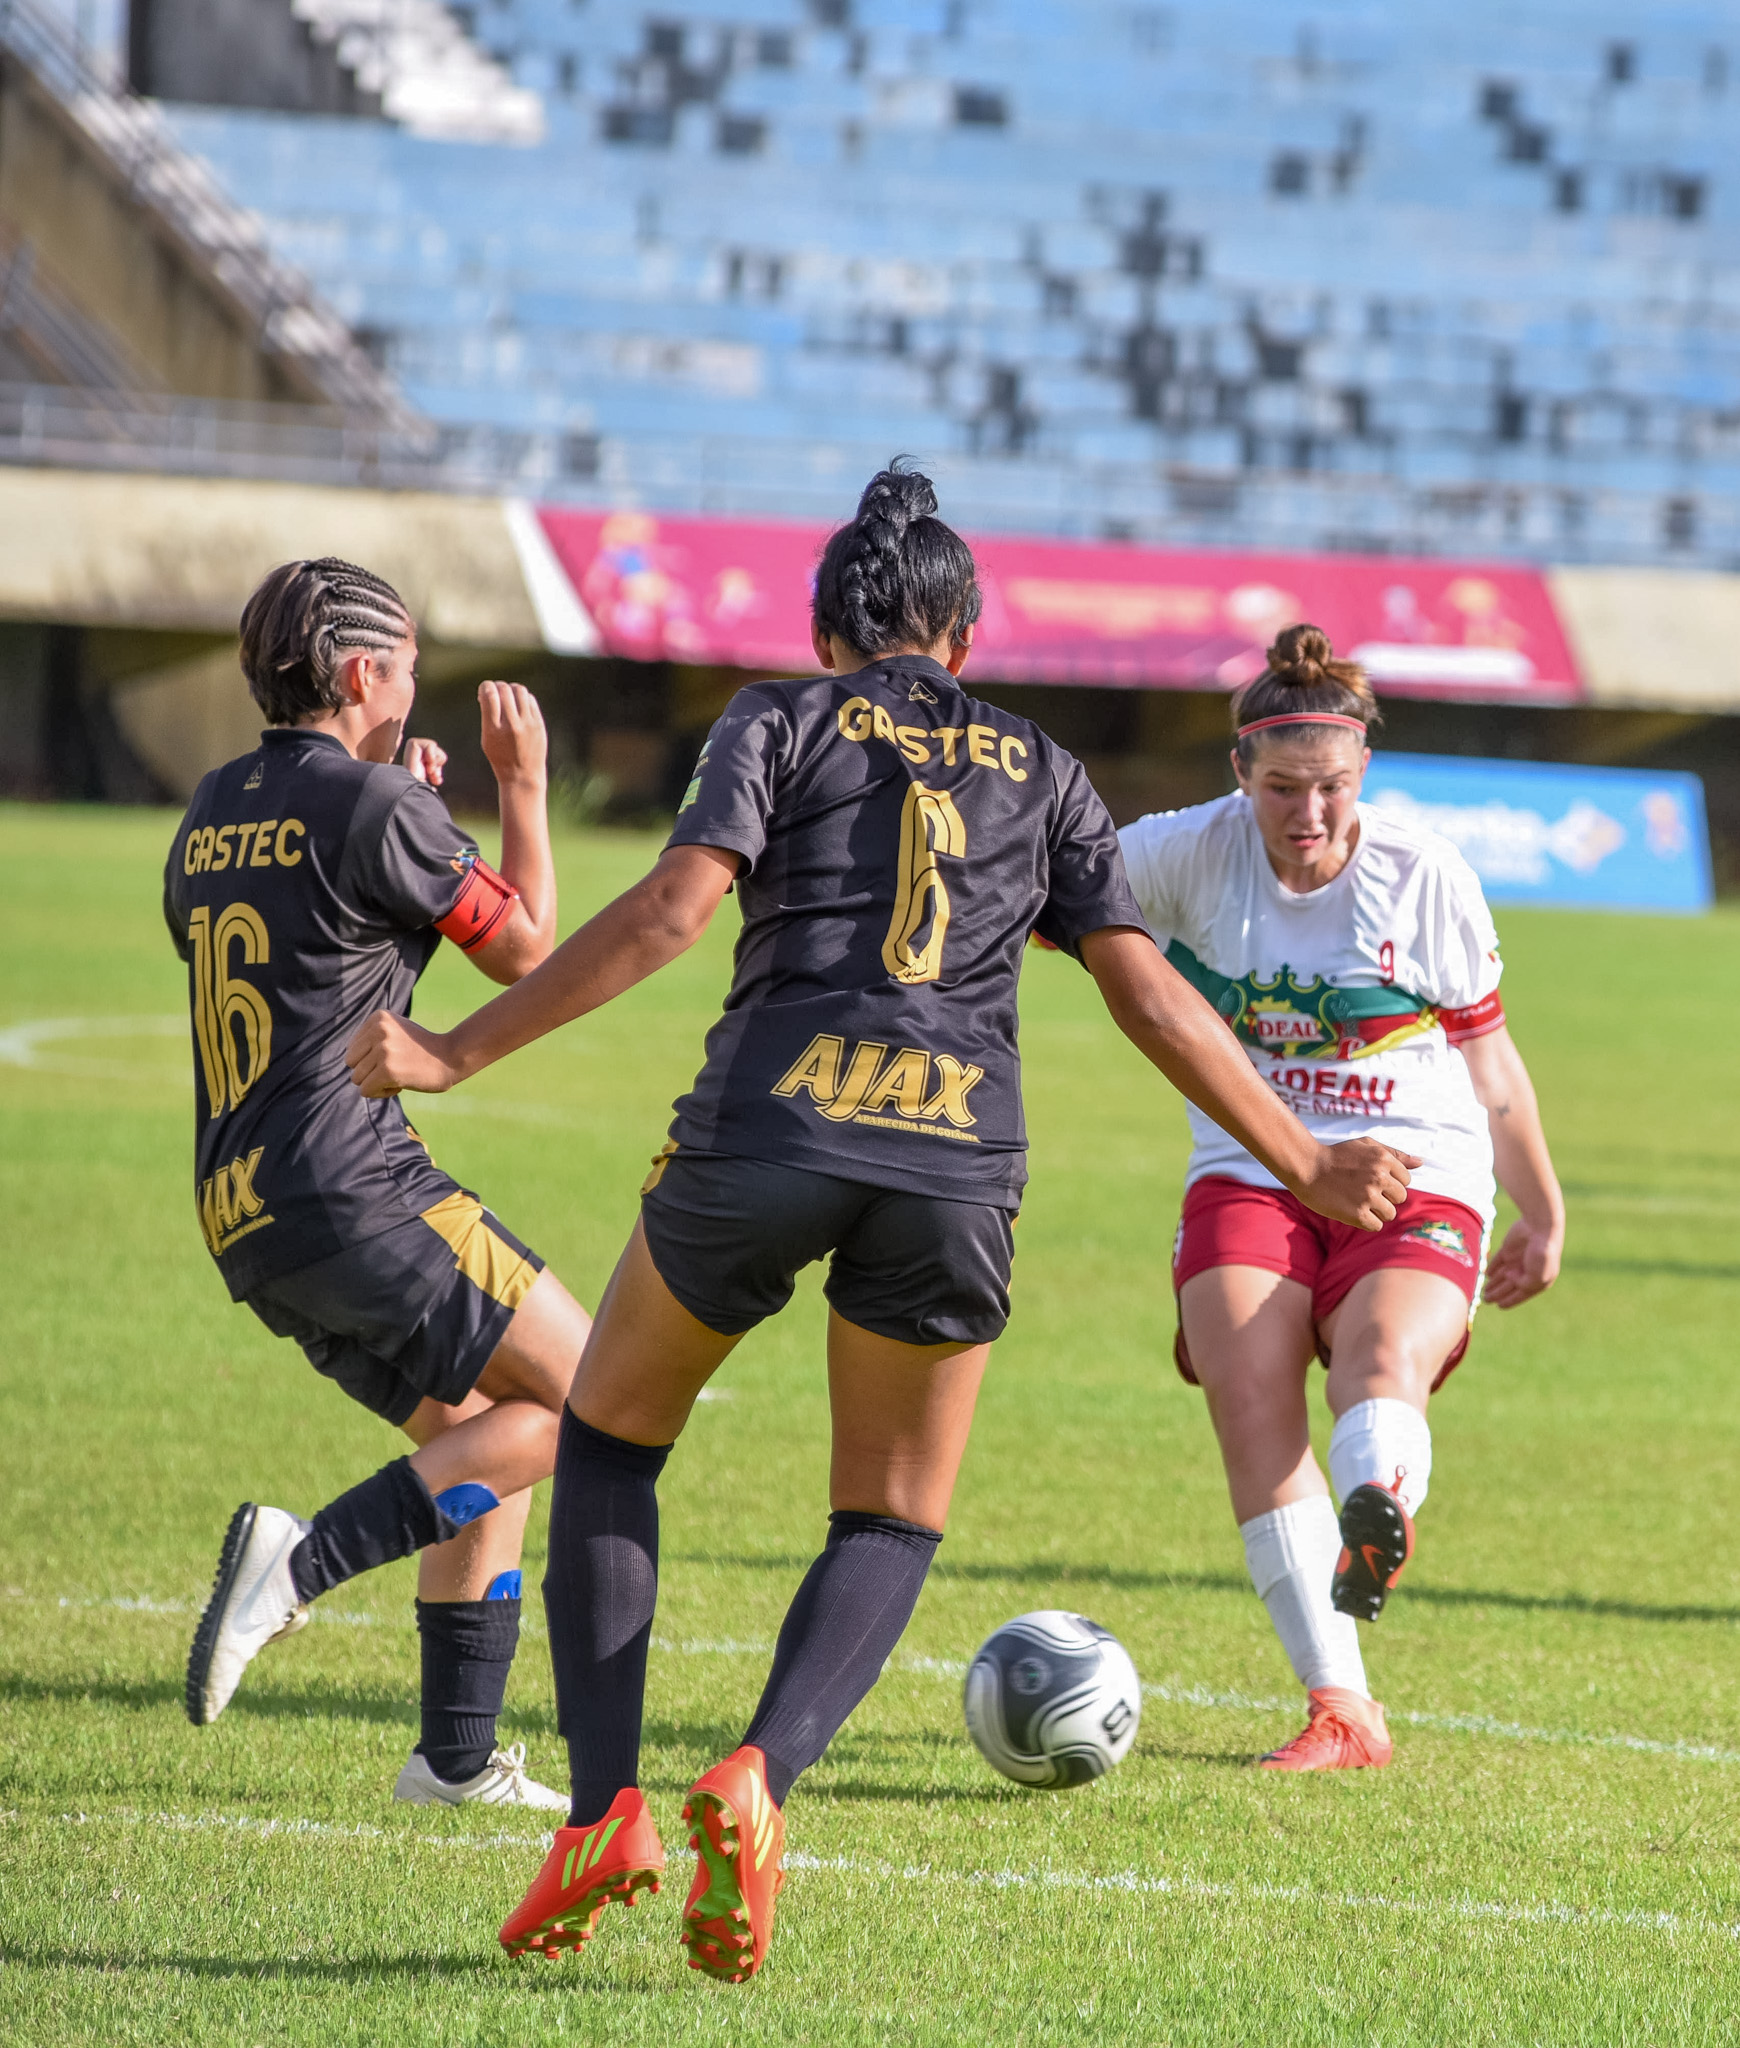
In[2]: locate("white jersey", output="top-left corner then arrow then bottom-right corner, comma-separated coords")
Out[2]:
1119,792 -> 1503,1222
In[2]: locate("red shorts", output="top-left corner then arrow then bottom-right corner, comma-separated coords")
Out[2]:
1171,1175 -> 1486,1393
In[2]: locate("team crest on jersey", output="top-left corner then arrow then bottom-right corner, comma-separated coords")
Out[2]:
243,760 -> 263,790
1165,945 -> 1436,1062
1400,1218 -> 1473,1266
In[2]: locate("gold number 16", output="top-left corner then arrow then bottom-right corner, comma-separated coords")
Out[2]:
188,902 -> 273,1119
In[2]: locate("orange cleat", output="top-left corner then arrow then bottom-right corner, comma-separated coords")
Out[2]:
498,1787 -> 664,1958
1332,1481 -> 1416,1622
1258,1687 -> 1393,1771
679,1745 -> 787,1984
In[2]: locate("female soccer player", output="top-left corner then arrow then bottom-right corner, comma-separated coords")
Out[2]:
168,558 -> 591,1810
1119,625 -> 1565,1772
347,469 -> 1414,1980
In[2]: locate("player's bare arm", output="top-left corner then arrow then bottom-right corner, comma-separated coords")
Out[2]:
461,681 -> 559,986
1456,1023 -> 1564,1308
1080,926 -> 1419,1234
346,843 -> 740,1096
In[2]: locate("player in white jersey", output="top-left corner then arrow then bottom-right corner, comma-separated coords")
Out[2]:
1120,625 -> 1565,1771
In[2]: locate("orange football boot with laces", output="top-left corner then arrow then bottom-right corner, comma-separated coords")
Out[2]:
1332,1479 -> 1416,1622
498,1787 -> 664,1958
679,1745 -> 787,1983
1258,1687 -> 1393,1771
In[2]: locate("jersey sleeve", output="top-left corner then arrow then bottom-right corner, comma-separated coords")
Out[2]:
1419,842 -> 1505,1036
1115,808 -> 1199,949
359,781 -> 482,932
161,788 -> 209,964
1032,754 -> 1151,961
664,692 -> 788,873
162,860 -> 191,962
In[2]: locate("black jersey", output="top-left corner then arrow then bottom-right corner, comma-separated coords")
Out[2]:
664,654 -> 1147,1207
162,728 -> 493,1298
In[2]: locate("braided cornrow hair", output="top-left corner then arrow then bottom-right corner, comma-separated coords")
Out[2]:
813,459 -> 982,660
239,557 -> 413,725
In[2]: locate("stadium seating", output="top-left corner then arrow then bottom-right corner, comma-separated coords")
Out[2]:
131,1 -> 1740,564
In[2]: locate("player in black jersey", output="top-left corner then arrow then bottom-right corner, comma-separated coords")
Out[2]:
165,558 -> 591,1811
347,466 -> 1416,1976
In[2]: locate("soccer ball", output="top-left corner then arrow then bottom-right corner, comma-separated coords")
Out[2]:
962,1610 -> 1141,1788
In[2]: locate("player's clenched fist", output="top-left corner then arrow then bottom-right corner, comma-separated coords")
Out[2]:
479,681 -> 548,788
402,736 -> 448,786
1294,1136 -> 1422,1233
346,1010 -> 462,1098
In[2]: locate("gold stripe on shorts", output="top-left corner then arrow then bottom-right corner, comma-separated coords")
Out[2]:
641,1139 -> 679,1196
419,1192 -> 537,1312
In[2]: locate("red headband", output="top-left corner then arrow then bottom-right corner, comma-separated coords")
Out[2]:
1237,712 -> 1368,740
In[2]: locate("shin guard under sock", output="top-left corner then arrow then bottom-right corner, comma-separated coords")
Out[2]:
1329,1398 -> 1433,1519
415,1597 -> 521,1784
1241,1497 -> 1368,1697
542,1408 -> 672,1829
289,1458 -> 455,1604
742,1510 -> 943,1806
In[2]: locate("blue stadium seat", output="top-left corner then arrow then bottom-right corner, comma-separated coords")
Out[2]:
151,0 -> 1740,564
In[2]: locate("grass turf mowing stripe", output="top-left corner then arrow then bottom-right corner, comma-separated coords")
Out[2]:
9,1810 -> 1733,1943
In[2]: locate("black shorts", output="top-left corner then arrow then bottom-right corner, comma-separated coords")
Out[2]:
242,1192 -> 545,1426
640,1149 -> 1015,1348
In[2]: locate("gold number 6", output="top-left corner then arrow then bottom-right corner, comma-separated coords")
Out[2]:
882,784 -> 967,986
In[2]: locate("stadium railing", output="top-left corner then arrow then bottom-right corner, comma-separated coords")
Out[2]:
0,0 -> 413,421
3,378 -> 1732,575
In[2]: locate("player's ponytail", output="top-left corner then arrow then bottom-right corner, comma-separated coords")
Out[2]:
813,459 -> 983,660
239,558 -> 413,725
1232,623 -> 1381,766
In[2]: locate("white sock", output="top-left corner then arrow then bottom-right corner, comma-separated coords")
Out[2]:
1240,1496 -> 1368,1698
1329,1398 -> 1433,1518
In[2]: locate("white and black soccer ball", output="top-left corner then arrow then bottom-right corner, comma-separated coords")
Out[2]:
962,1610 -> 1141,1789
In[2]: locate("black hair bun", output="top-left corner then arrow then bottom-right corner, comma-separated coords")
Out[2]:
854,460 -> 940,535
811,458 -> 982,660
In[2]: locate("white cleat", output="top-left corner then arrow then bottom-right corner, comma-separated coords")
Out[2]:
185,1502 -> 311,1726
393,1742 -> 568,1811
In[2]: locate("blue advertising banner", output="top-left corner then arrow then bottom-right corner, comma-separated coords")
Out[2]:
1361,753 -> 1713,912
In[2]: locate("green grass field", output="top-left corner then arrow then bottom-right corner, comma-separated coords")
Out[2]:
3,801 -> 1739,2045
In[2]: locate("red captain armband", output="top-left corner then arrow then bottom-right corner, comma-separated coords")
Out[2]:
436,854 -> 520,954
1439,990 -> 1506,1044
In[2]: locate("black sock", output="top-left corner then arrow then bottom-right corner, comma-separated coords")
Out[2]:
742,1510 -> 943,1806
543,1408 -> 672,1829
414,1597 -> 521,1784
288,1458 -> 455,1604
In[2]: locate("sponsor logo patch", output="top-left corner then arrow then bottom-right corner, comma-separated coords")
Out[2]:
1400,1218 -> 1473,1267
772,1032 -> 985,1142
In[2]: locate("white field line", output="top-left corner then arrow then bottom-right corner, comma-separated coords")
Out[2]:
0,1015 -> 571,1126
2,1809 -> 1730,1943
13,1807 -> 549,1853
0,1014 -> 188,1082
17,1589 -> 1740,1771
780,1848 -> 1739,1942
1140,1680 -> 1740,1767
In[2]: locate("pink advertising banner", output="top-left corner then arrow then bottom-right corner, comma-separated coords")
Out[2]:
536,507 -> 1584,701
